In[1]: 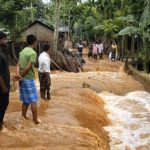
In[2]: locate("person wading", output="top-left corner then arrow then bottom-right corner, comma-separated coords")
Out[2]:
17,35 -> 40,124
0,32 -> 10,130
38,44 -> 51,100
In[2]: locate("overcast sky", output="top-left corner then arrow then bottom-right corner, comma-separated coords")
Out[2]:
42,0 -> 49,3
42,0 -> 88,3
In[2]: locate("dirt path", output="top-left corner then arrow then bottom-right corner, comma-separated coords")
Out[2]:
0,58 -> 144,150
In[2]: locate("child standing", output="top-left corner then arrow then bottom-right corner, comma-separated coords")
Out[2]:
93,42 -> 98,60
38,44 -> 51,100
17,35 -> 40,124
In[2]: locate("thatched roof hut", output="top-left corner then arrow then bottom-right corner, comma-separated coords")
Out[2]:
19,20 -> 66,48
19,20 -> 54,44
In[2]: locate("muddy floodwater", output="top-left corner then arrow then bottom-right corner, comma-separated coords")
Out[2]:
0,57 -> 149,150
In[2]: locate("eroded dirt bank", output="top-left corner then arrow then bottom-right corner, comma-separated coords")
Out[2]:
0,59 -> 145,150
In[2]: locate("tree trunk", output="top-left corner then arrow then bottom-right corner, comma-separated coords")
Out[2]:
68,9 -> 71,41
121,35 -> 125,61
131,36 -> 135,62
11,43 -> 17,62
31,0 -> 34,22
142,31 -> 149,73
121,21 -> 125,61
53,0 -> 61,51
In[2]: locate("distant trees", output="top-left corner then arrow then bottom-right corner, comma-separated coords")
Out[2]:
71,0 -> 150,72
0,0 -> 31,40
0,0 -> 149,72
0,0 -> 44,40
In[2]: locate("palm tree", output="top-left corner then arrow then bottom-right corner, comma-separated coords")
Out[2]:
139,0 -> 150,72
53,0 -> 61,51
118,26 -> 141,59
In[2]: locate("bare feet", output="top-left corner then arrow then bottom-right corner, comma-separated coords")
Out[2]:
0,125 -> 2,131
0,123 -> 9,133
0,122 -> 4,131
22,115 -> 29,120
1,127 -> 9,133
45,97 -> 51,101
41,96 -> 46,100
33,119 -> 41,125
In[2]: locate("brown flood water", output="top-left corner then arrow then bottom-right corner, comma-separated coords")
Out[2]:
0,57 -> 146,150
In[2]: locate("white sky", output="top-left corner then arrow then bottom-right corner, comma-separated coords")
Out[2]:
42,0 -> 50,3
42,0 -> 88,3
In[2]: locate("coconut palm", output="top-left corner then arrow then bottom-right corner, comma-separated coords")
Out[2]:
53,0 -> 61,51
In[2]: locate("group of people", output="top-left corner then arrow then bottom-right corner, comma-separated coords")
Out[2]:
0,32 -> 119,130
88,40 -> 104,60
77,40 -> 104,60
0,32 -> 51,130
78,40 -> 118,61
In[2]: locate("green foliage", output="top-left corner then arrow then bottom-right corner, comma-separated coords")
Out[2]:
0,0 -> 54,41
118,26 -> 141,36
94,19 -> 119,33
0,0 -> 149,67
116,15 -> 135,23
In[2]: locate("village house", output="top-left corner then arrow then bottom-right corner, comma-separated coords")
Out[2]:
19,20 -> 55,45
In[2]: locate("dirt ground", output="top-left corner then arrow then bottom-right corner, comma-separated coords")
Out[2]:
0,56 -> 145,150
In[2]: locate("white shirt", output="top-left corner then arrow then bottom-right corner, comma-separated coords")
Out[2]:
38,52 -> 50,73
98,43 -> 104,53
78,44 -> 83,49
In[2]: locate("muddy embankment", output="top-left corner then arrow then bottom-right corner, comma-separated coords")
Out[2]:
0,58 -> 145,150
127,65 -> 150,92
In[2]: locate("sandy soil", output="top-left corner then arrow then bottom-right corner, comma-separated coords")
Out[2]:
0,57 -> 145,150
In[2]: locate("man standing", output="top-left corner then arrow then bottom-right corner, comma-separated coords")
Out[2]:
88,42 -> 93,59
0,32 -> 10,130
38,44 -> 51,100
98,40 -> 104,59
78,41 -> 84,58
17,34 -> 40,124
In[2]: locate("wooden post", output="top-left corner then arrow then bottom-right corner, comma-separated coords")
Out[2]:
12,43 -> 17,62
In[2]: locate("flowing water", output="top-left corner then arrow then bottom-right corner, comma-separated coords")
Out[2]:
0,58 -> 149,150
99,91 -> 150,150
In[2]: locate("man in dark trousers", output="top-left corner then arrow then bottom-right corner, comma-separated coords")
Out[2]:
78,41 -> 84,58
38,44 -> 51,100
0,31 -> 10,130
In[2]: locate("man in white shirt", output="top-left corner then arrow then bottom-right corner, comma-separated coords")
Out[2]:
98,40 -> 104,59
38,44 -> 51,100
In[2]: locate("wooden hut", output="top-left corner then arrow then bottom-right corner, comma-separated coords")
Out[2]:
19,20 -> 66,50
19,20 -> 54,45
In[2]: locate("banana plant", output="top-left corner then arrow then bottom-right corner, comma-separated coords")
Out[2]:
139,0 -> 150,72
